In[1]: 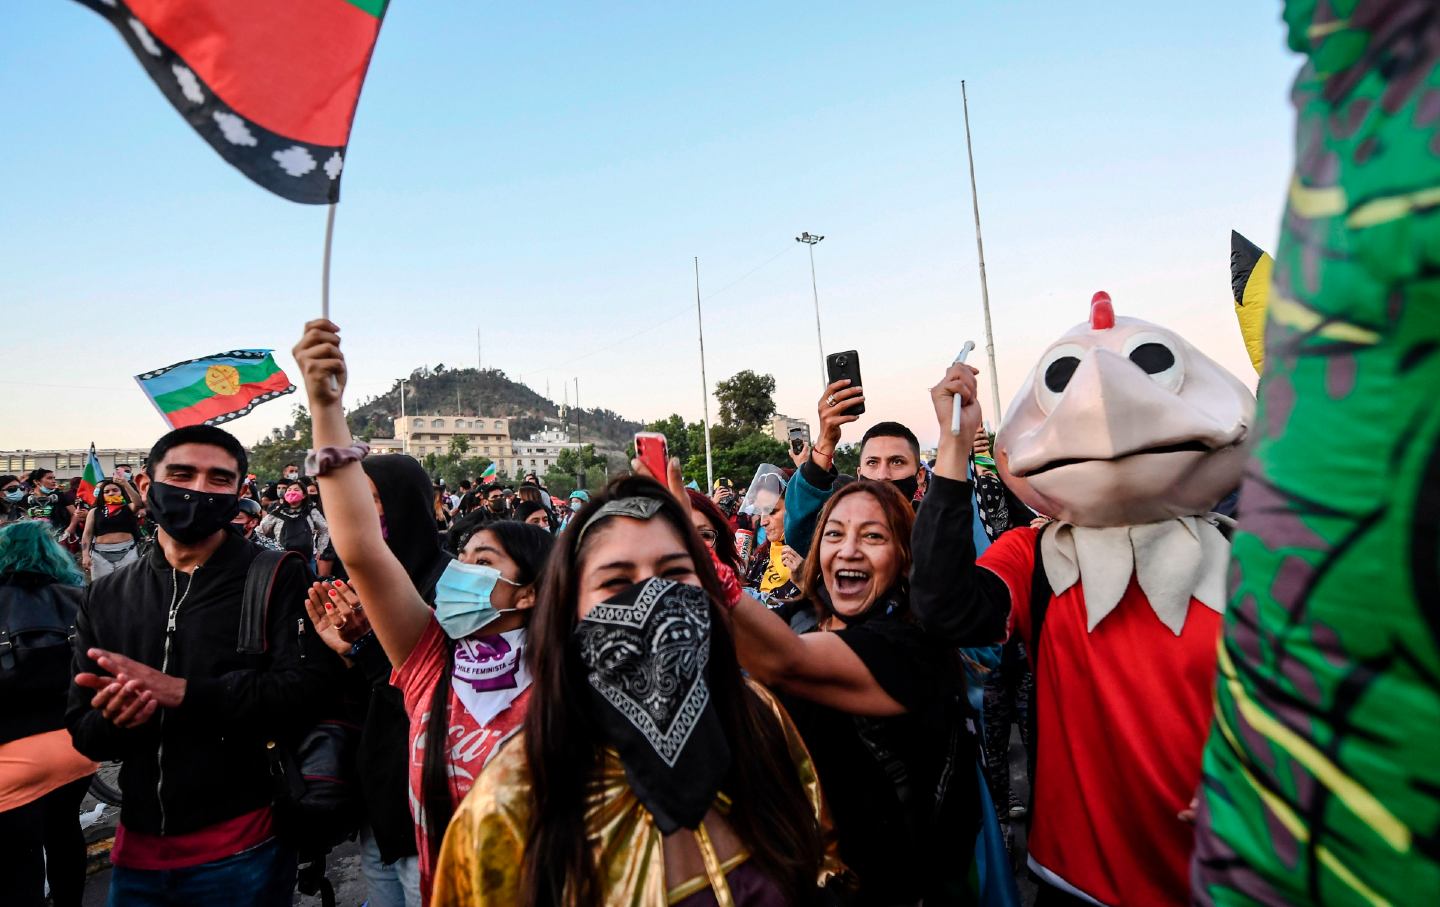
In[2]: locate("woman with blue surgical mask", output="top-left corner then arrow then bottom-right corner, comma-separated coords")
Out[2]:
1,476 -> 26,525
292,320 -> 555,904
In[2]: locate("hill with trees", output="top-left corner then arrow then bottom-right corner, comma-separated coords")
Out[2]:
247,363 -> 825,493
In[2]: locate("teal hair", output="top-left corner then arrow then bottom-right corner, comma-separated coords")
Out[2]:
0,521 -> 85,585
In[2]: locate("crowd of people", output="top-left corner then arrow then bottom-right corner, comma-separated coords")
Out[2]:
0,295 -> 1383,907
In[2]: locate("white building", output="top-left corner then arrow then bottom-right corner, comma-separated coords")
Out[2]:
769,414 -> 810,446
392,415 -> 512,459
508,431 -> 584,476
0,448 -> 151,478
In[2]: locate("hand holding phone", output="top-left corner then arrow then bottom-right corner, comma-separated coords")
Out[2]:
824,351 -> 865,417
634,432 -> 669,484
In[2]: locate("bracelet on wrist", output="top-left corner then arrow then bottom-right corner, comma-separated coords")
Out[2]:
306,441 -> 371,477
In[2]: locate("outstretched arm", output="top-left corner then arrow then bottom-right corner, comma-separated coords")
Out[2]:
910,362 -> 1013,645
293,320 -> 434,666
633,454 -> 904,718
728,593 -> 905,716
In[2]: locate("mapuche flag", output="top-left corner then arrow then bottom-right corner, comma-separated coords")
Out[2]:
75,0 -> 390,204
136,350 -> 296,429
78,444 -> 105,506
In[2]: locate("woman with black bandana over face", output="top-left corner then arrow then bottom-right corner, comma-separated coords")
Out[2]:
293,321 -> 556,904
426,470 -> 844,906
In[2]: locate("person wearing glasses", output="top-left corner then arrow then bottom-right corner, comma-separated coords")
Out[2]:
686,489 -> 743,577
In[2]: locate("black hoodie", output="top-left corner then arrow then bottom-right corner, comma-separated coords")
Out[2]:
353,456 -> 453,861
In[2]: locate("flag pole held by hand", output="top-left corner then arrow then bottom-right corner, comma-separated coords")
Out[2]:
951,340 -> 975,436
322,203 -> 339,394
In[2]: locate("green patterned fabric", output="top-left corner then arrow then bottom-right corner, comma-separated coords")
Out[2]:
1195,3 -> 1440,905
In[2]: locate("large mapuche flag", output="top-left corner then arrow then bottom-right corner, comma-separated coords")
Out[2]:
136,350 -> 296,428
75,0 -> 390,204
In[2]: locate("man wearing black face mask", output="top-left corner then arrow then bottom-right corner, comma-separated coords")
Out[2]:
781,373 -> 928,558
65,425 -> 338,905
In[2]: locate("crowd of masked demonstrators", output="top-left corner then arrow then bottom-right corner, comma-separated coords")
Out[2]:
0,308 -> 1260,907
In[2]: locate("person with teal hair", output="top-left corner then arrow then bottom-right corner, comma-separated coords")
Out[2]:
0,520 -> 95,907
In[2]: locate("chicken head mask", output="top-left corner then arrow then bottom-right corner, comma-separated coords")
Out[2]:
996,292 -> 1255,527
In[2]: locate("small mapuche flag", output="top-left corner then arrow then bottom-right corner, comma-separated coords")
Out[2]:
74,0 -> 390,204
136,350 -> 296,429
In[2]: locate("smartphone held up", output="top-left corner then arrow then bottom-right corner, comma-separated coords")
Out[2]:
634,432 -> 669,484
825,350 -> 865,416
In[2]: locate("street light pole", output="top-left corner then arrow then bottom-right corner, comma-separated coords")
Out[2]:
796,232 -> 826,386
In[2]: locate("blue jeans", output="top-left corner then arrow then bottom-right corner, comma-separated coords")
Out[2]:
358,825 -> 422,907
107,837 -> 297,907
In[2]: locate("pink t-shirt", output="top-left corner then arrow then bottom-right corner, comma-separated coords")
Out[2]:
391,619 -> 530,901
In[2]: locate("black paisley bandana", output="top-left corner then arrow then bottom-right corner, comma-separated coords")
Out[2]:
574,577 -> 730,833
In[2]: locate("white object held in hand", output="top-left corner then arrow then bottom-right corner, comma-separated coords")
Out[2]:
951,341 -> 976,435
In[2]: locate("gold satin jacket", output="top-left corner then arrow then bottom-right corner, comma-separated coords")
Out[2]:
431,681 -> 843,906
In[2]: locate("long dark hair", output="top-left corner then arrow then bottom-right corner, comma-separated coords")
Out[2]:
422,519 -> 553,872
519,476 -> 825,906
797,479 -> 915,624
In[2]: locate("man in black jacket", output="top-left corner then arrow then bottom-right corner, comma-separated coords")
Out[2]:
67,425 -> 338,906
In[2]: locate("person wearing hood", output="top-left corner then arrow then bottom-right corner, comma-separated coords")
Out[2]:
257,476 -> 330,565
293,320 -> 554,904
296,454 -> 452,907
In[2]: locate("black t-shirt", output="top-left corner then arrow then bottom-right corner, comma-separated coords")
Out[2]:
779,611 -> 976,904
25,489 -> 75,531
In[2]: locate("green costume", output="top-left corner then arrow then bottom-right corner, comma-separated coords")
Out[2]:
1196,3 -> 1440,905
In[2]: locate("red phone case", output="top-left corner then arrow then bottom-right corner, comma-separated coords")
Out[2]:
635,432 -> 669,482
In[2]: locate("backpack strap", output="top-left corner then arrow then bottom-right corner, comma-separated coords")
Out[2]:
239,549 -> 304,655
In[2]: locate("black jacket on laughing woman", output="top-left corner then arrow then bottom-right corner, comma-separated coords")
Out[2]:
724,475 -> 977,905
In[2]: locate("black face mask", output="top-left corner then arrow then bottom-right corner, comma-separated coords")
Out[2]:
891,473 -> 919,502
146,481 -> 239,544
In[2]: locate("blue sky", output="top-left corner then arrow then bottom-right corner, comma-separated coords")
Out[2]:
2,2 -> 1298,454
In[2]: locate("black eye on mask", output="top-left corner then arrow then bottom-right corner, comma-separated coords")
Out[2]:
1045,356 -> 1081,392
1129,342 -> 1175,374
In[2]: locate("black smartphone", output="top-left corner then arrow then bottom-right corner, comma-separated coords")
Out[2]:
825,350 -> 865,416
788,425 -> 808,454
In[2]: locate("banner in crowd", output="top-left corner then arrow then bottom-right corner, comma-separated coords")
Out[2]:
77,444 -> 104,505
135,350 -> 296,429
74,0 -> 392,203
1229,230 -> 1272,374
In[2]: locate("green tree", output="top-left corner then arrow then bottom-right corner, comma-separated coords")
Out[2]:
833,443 -> 861,476
683,431 -> 788,489
555,445 -> 604,475
247,405 -> 312,480
642,414 -> 693,466
448,435 -> 471,457
713,370 -> 776,434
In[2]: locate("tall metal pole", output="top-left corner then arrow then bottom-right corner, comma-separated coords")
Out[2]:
574,377 -> 585,488
399,378 -> 408,455
961,81 -> 1004,424
476,326 -> 482,371
695,257 -> 715,491
796,232 -> 826,386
